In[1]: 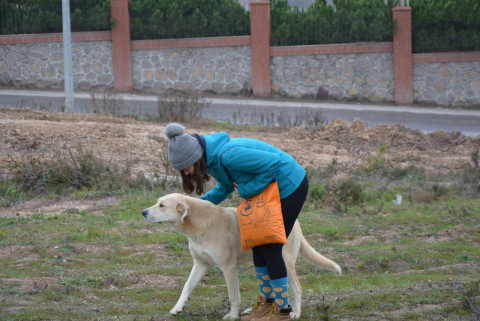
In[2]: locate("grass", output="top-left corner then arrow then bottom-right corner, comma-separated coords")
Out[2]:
0,185 -> 479,320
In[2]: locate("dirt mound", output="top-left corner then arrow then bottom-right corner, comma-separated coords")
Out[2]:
290,117 -> 476,150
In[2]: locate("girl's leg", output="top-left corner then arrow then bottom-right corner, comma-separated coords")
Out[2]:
253,243 -> 289,309
251,176 -> 309,310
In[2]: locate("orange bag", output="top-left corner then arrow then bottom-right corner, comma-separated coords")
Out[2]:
220,149 -> 287,251
237,181 -> 287,251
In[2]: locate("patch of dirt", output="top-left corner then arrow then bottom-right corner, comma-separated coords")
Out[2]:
401,262 -> 480,275
1,195 -> 119,217
343,235 -> 377,245
0,245 -> 42,261
2,108 -> 479,181
0,276 -> 57,294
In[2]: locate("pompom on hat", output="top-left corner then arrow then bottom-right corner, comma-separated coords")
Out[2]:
165,123 -> 203,170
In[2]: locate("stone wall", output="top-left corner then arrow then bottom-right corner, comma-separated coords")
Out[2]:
413,61 -> 480,107
131,46 -> 252,95
271,52 -> 394,103
2,39 -> 480,108
0,41 -> 113,91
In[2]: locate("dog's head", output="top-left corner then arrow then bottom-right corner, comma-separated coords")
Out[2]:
142,193 -> 191,224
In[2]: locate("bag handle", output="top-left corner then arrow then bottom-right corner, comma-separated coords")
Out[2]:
220,148 -> 235,184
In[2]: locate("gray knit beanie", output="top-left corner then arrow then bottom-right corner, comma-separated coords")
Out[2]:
165,123 -> 203,170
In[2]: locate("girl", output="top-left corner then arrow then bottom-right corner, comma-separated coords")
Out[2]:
165,123 -> 308,321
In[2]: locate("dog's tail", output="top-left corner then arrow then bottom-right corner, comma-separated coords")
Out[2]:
299,229 -> 342,275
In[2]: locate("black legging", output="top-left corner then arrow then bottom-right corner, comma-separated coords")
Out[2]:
252,175 -> 309,279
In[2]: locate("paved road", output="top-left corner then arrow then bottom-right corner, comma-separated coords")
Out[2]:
1,89 -> 480,137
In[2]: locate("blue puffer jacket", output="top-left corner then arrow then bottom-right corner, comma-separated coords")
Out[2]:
199,132 -> 306,205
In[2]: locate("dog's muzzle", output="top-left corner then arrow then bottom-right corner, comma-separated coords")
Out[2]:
142,209 -> 148,218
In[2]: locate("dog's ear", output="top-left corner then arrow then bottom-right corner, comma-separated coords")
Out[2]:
176,201 -> 190,224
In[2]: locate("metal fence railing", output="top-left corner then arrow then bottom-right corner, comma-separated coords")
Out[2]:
1,0 -> 479,54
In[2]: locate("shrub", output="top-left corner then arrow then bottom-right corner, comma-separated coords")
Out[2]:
129,0 -> 250,40
231,107 -> 327,133
458,149 -> 480,195
0,179 -> 21,207
157,90 -> 211,123
90,89 -> 129,118
308,184 -> 327,204
144,138 -> 182,192
271,0 -> 397,46
323,177 -> 366,213
389,165 -> 425,181
5,145 -> 149,197
431,183 -> 449,198
358,145 -> 392,177
411,0 -> 480,53
461,281 -> 480,316
411,187 -> 435,203
0,0 -> 111,35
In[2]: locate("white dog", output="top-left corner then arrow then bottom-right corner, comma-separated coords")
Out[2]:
142,193 -> 341,320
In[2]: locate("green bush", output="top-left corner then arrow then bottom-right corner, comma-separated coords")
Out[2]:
0,179 -> 22,207
358,145 -> 393,177
458,149 -> 480,195
271,0 -> 480,51
271,0 -> 397,46
411,0 -> 480,53
323,177 -> 366,213
0,0 -> 111,35
389,165 -> 426,181
129,0 -> 250,40
308,184 -> 327,203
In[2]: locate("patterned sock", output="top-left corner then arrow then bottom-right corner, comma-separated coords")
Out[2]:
271,277 -> 290,309
254,266 -> 273,299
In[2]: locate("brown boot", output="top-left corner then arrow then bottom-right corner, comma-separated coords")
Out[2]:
240,296 -> 274,321
251,303 -> 291,321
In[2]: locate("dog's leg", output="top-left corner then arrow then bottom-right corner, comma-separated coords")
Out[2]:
288,269 -> 302,319
221,264 -> 241,320
286,263 -> 302,320
170,260 -> 210,316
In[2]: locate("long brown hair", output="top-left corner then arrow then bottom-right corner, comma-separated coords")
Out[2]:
180,155 -> 210,195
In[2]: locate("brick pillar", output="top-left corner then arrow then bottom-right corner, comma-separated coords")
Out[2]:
392,6 -> 413,105
250,1 -> 271,97
111,0 -> 132,92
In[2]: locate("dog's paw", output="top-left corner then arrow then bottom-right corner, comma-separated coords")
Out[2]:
241,307 -> 252,315
290,310 -> 301,320
169,306 -> 183,316
222,312 -> 240,320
